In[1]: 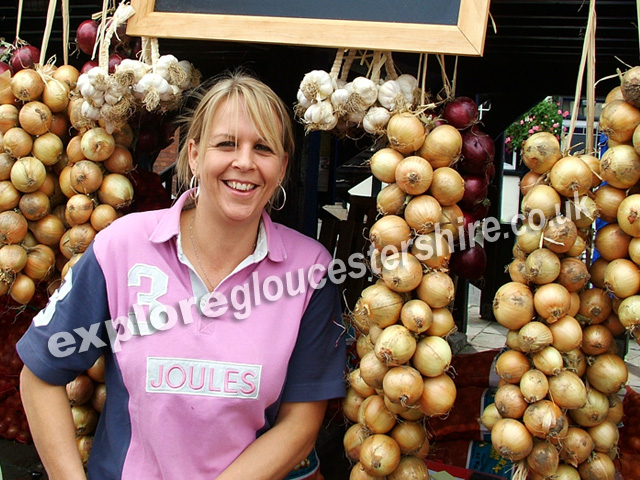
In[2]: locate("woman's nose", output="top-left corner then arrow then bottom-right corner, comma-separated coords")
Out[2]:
231,146 -> 255,170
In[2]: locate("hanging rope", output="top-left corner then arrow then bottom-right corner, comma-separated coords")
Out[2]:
15,0 -> 24,42
61,0 -> 70,64
39,0 -> 58,65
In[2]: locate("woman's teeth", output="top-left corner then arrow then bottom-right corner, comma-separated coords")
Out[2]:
226,181 -> 256,191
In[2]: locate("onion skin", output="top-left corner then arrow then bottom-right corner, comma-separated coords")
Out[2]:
522,132 -> 562,174
491,418 -> 534,461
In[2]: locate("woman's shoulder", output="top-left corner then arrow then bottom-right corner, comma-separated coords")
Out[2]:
270,221 -> 332,261
94,207 -> 169,244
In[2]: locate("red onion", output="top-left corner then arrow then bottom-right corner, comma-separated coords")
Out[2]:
10,45 -> 40,73
443,96 -> 478,130
449,243 -> 487,281
485,161 -> 496,184
75,19 -> 99,56
459,175 -> 489,211
108,53 -> 124,74
0,62 -> 11,75
134,129 -> 160,156
80,60 -> 99,74
459,129 -> 495,174
471,202 -> 490,221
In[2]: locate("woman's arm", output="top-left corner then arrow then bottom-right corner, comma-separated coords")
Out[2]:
217,400 -> 328,480
19,365 -> 87,480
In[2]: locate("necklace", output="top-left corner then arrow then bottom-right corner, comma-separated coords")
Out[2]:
189,213 -> 215,291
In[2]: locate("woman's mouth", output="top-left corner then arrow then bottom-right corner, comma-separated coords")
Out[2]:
225,180 -> 257,192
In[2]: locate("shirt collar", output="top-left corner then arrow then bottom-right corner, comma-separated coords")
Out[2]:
149,189 -> 287,263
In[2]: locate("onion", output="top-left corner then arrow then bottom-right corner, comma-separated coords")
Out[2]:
72,404 -> 99,436
532,346 -> 564,376
344,423 -> 370,462
508,258 -> 530,285
563,195 -> 598,229
9,272 -> 35,304
400,299 -> 432,334
98,173 -> 134,209
459,128 -> 495,174
0,210 -> 27,245
81,127 -> 116,162
617,193 -> 640,237
594,223 -> 631,261
91,383 -> 106,414
550,155 -> 592,197
580,154 -> 602,188
66,373 -> 94,406
534,282 -> 571,322
10,69 -> 44,102
31,214 -> 65,246
417,373 -> 456,417
349,368 -> 376,398
403,195 -> 441,234
568,292 -> 580,317
458,174 -> 488,212
563,348 -> 587,377
427,166 -> 464,206
602,311 -> 626,336
30,133 -> 63,168
630,237 -> 640,265
0,104 -> 18,133
516,222 -> 543,254
66,135 -> 85,164
577,451 -> 616,480
374,324 -> 416,366
0,244 -> 27,278
42,78 -> 69,113
18,101 -> 52,136
356,334 -> 375,360
417,124 -> 462,168
523,399 -> 566,440
52,64 -> 80,89
600,144 -> 640,189
519,368 -> 549,403
480,403 -> 502,431
542,216 -> 577,254
370,215 -> 411,252
586,353 -> 628,394
416,271 -> 455,308
589,258 -> 609,289
75,19 -> 99,55
70,160 -> 103,195
618,294 -> 640,332
65,194 -> 94,226
425,307 -> 457,337
359,350 -> 389,390
412,335 -> 451,377
520,170 -> 544,195
595,185 -> 626,223
527,440 -> 560,477
494,383 -> 528,418
352,283 -> 404,331
112,123 -> 134,149
586,420 -> 619,455
381,252 -> 423,293
358,434 -> 401,476
491,418 -> 534,461
622,65 -> 640,106
439,203 -> 464,241
386,113 -> 425,155
18,191 -> 50,221
492,282 -> 534,330
395,155 -> 433,195
392,421 -> 428,458
599,99 -> 640,142
382,365 -> 423,407
522,132 -> 562,174
495,349 -> 531,384
3,127 -> 33,158
343,388 -> 365,423
103,144 -> 133,174
10,157 -> 46,193
387,455 -> 430,480
560,427 -> 594,467
582,324 -> 614,356
606,394 -> 624,424
76,435 -> 93,467
376,183 -> 409,216
411,232 -> 451,269
557,257 -> 590,292
0,153 -> 15,180
579,288 -> 613,327
548,370 -> 586,409
548,315 -> 583,352
370,147 -> 404,183
349,462 -> 379,480
521,185 -> 562,226
569,386 -> 610,428
518,321 -> 553,353
90,203 -> 117,231
24,244 -> 55,281
443,96 -> 478,129
506,329 -> 523,351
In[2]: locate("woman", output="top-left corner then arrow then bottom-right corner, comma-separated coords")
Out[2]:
17,71 -> 346,479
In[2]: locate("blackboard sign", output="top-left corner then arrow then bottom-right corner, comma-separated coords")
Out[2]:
127,0 -> 491,55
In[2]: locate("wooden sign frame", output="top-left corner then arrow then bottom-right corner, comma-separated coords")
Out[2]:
127,0 -> 491,56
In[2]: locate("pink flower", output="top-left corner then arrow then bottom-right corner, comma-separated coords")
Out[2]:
553,123 -> 559,128
528,128 -> 535,134
505,137 -> 512,144
533,125 -> 540,131
520,120 -> 524,125
563,111 -> 569,117
557,109 -> 563,115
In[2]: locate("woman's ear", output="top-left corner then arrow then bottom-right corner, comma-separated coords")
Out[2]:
188,139 -> 198,176
279,154 -> 289,183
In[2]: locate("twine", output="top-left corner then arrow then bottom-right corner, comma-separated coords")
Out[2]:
39,0 -> 58,65
340,49 -> 356,83
61,0 -> 69,64
383,51 -> 398,80
330,48 -> 346,81
99,1 -> 136,71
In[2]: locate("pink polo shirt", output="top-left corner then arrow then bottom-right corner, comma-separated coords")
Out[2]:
17,190 -> 346,479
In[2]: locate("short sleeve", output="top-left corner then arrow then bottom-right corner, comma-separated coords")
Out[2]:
281,274 -> 347,402
16,243 -> 111,385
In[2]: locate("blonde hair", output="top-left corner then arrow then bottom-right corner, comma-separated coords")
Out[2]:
175,71 -> 295,195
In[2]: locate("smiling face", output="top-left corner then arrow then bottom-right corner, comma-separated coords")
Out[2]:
188,96 -> 288,228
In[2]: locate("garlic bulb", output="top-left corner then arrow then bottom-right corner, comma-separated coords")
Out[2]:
303,100 -> 338,131
133,73 -> 173,110
378,80 -> 406,111
396,74 -> 418,107
363,106 -> 391,135
299,70 -> 334,102
116,59 -> 151,84
81,101 -> 101,121
330,86 -> 351,117
86,67 -> 109,91
154,54 -> 187,87
351,77 -> 378,109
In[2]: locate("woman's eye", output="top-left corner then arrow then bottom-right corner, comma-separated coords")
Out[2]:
217,141 -> 236,148
255,144 -> 273,153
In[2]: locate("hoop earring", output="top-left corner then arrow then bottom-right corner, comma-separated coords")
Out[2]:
271,184 -> 287,211
189,175 -> 199,199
